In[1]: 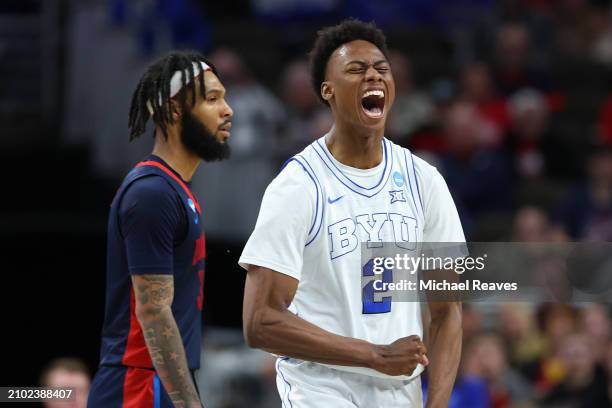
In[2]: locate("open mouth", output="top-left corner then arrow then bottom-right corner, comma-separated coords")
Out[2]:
361,89 -> 385,119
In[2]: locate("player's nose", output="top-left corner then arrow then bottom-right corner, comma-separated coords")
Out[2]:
365,65 -> 382,82
221,99 -> 233,119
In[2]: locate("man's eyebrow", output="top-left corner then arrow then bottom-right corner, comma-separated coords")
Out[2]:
205,87 -> 224,95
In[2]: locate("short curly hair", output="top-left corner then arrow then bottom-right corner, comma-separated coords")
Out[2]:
309,19 -> 389,105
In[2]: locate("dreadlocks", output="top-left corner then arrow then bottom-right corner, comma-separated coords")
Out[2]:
128,50 -> 218,141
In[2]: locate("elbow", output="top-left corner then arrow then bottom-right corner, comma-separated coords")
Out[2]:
244,326 -> 262,349
243,307 -> 277,349
135,303 -> 169,324
243,311 -> 265,349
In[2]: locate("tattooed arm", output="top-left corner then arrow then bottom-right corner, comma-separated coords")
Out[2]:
132,274 -> 202,408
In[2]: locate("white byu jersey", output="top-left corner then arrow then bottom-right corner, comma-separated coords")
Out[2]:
239,135 -> 465,380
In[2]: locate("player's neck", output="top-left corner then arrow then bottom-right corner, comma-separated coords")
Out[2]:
152,128 -> 200,182
326,123 -> 384,169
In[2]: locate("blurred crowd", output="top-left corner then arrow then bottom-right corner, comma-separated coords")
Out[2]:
62,0 -> 612,244
434,302 -> 612,408
193,2 -> 612,243
113,1 -> 612,244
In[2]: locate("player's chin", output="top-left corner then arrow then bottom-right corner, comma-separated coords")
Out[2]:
217,130 -> 231,143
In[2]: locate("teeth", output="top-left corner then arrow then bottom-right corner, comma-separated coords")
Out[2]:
363,90 -> 384,99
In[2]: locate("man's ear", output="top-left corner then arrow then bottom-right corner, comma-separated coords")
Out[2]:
321,82 -> 333,102
168,99 -> 182,122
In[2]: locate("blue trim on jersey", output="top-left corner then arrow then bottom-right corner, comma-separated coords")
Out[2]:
296,156 -> 325,246
315,138 -> 389,191
280,157 -> 295,171
403,150 -> 424,220
153,374 -> 161,408
410,151 -> 425,215
282,157 -> 325,246
276,358 -> 293,408
281,158 -> 319,236
312,139 -> 393,198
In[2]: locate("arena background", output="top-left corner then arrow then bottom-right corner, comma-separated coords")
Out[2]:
2,0 -> 611,407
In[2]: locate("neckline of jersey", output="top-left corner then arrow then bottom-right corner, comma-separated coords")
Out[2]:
146,154 -> 191,186
319,134 -> 386,178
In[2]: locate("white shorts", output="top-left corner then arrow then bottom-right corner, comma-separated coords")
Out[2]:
275,357 -> 423,408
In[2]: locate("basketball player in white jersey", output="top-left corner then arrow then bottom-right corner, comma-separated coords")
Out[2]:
239,19 -> 463,407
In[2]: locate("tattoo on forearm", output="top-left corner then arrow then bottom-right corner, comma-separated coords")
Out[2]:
136,277 -> 173,306
134,275 -> 200,408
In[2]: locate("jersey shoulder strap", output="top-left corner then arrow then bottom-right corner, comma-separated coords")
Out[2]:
280,146 -> 324,246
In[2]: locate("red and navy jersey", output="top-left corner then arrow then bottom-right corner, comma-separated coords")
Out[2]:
99,156 -> 205,370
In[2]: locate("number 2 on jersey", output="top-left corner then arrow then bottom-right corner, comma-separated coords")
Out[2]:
362,258 -> 392,314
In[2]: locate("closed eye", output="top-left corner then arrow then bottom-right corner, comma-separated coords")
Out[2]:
346,62 -> 390,74
347,67 -> 366,74
205,88 -> 225,103
374,62 -> 390,72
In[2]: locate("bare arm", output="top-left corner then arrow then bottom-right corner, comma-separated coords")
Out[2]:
132,275 -> 201,408
243,265 -> 427,376
424,269 -> 462,408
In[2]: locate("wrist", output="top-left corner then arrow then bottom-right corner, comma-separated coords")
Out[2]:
365,344 -> 386,369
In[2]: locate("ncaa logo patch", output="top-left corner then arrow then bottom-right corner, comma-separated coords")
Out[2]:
187,198 -> 199,224
393,171 -> 404,187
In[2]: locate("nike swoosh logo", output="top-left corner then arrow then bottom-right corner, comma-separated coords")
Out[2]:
327,195 -> 344,204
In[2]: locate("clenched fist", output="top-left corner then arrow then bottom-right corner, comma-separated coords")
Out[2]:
371,335 -> 429,376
